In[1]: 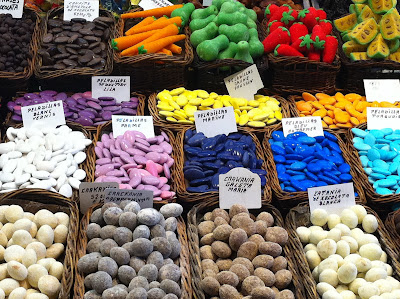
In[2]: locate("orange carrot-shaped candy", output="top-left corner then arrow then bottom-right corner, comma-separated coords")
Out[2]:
127,16 -> 155,32
157,48 -> 173,55
112,29 -> 160,51
166,43 -> 182,54
121,5 -> 183,19
137,34 -> 185,54
126,16 -> 182,35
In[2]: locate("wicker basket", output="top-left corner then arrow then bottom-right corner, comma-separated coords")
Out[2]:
90,121 -> 178,204
263,124 -> 366,210
385,209 -> 400,252
0,8 -> 40,89
175,126 -> 271,203
74,201 -> 192,299
148,90 -> 291,133
0,189 -> 79,299
345,122 -> 400,211
114,8 -> 194,92
334,27 -> 400,94
3,92 -> 146,134
3,121 -> 94,202
287,202 -> 400,299
34,7 -> 115,90
187,198 -> 305,299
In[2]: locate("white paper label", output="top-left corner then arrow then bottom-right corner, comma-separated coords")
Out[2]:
79,182 -> 119,214
308,183 -> 356,215
112,115 -> 155,138
0,0 -> 24,18
219,168 -> 261,210
364,79 -> 400,103
104,189 -> 153,208
139,0 -> 172,10
92,76 -> 130,103
224,64 -> 264,101
202,0 -> 212,6
194,107 -> 237,138
21,100 -> 66,129
64,0 -> 99,21
282,116 -> 324,137
367,107 -> 400,130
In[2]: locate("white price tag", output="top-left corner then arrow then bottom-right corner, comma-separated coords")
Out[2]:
202,0 -> 212,5
219,168 -> 261,210
0,0 -> 23,18
282,116 -> 324,137
367,107 -> 400,130
224,64 -> 264,101
139,0 -> 172,10
364,79 -> 400,103
112,115 -> 155,138
194,107 -> 237,138
92,76 -> 130,103
79,182 -> 119,214
104,189 -> 153,208
308,183 -> 356,215
64,0 -> 99,21
21,100 -> 66,129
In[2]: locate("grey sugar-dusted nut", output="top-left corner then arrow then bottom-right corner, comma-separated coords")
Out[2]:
158,264 -> 181,282
133,225 -> 151,240
119,200 -> 133,210
110,247 -> 130,266
98,257 -> 118,278
103,207 -> 123,226
123,242 -> 135,256
114,227 -> 133,246
159,215 -> 166,228
162,294 -> 178,299
101,203 -> 119,215
100,225 -> 117,239
90,209 -> 105,226
118,265 -> 136,286
160,279 -> 181,297
147,288 -> 166,299
159,203 -> 183,218
131,238 -> 153,258
87,223 -> 101,239
149,281 -> 161,289
128,276 -> 149,292
137,209 -> 162,226
119,212 -> 137,231
146,251 -> 164,270
78,252 -> 102,275
100,239 -> 119,256
165,218 -> 177,232
138,264 -> 158,282
86,238 -> 102,253
151,237 -> 171,258
114,284 -> 129,292
168,238 -> 181,260
127,287 -> 147,299
92,271 -> 113,294
150,225 -> 166,238
163,259 -> 174,266
84,290 -> 102,299
102,286 -> 128,299
124,202 -> 141,214
130,257 -> 146,273
84,273 -> 95,289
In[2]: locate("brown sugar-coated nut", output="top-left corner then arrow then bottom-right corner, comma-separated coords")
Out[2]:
251,286 -> 276,299
214,217 -> 228,227
265,227 -> 289,246
241,276 -> 265,295
237,241 -> 258,260
202,269 -> 217,278
228,228 -> 248,251
252,255 -> 274,269
200,245 -> 216,260
213,224 -> 233,241
201,259 -> 219,273
216,259 -> 232,271
229,204 -> 249,218
248,234 -> 265,246
229,264 -> 250,283
256,212 -> 274,227
216,271 -> 239,287
231,215 -> 256,237
259,242 -> 283,257
254,268 -> 275,287
211,209 -> 230,223
277,289 -> 295,299
255,220 -> 269,236
232,257 -> 254,274
198,221 -> 215,237
271,256 -> 288,273
200,233 -> 215,246
274,269 -> 292,290
204,212 -> 212,221
219,284 -> 241,299
211,241 -> 232,259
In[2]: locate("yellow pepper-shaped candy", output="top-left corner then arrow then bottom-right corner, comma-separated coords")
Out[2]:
174,110 -> 187,120
253,113 -> 269,122
169,98 -> 180,110
170,87 -> 185,96
209,92 -> 219,99
239,113 -> 249,126
201,98 -> 215,107
248,100 -> 260,108
157,92 -> 172,102
176,95 -> 188,107
275,111 -> 283,120
159,111 -> 175,118
197,90 -> 209,99
189,98 -> 202,106
235,112 -> 240,124
166,116 -> 178,122
157,102 -> 174,111
248,121 -> 266,127
213,100 -> 223,109
184,104 -> 197,117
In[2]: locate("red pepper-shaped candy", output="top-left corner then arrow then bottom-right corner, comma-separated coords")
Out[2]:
311,25 -> 326,50
322,35 -> 338,64
318,19 -> 333,35
262,26 -> 291,53
291,34 -> 314,53
298,9 -> 318,31
308,50 -> 321,61
267,5 -> 291,24
267,20 -> 285,34
274,44 -> 304,57
289,22 -> 308,44
264,3 -> 279,19
280,9 -> 298,27
315,9 -> 327,20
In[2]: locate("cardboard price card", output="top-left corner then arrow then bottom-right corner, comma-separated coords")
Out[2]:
364,79 -> 400,103
64,0 -> 99,21
0,0 -> 24,18
139,0 -> 173,10
79,182 -> 119,214
92,76 -> 130,103
219,168 -> 261,210
282,116 -> 324,137
112,115 -> 155,138
367,107 -> 400,130
194,107 -> 238,138
104,189 -> 153,209
21,100 -> 66,129
308,182 -> 356,215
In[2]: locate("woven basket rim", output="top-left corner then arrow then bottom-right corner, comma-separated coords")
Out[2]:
187,198 -> 305,299
385,209 -> 400,253
287,201 -> 400,299
73,201 -> 192,299
0,8 -> 40,81
34,7 -> 115,79
0,189 -> 79,299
